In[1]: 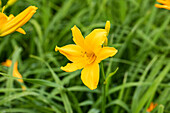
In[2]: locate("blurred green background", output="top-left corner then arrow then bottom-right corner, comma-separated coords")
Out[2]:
0,0 -> 170,113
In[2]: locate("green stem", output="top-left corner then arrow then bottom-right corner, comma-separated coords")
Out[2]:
158,105 -> 164,113
102,84 -> 106,113
101,62 -> 105,79
101,62 -> 106,113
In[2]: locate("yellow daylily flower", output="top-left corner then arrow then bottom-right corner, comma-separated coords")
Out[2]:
104,21 -> 110,46
155,0 -> 170,10
7,0 -> 17,6
55,21 -> 118,90
147,102 -> 158,112
0,6 -> 38,37
0,0 -> 2,7
2,59 -> 26,90
105,20 -> 110,36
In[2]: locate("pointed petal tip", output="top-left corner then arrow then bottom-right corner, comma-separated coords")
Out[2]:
60,66 -> 71,72
61,66 -> 68,72
16,28 -> 26,35
155,4 -> 161,8
82,78 -> 98,90
55,46 -> 59,52
1,59 -> 12,67
26,6 -> 38,14
60,66 -> 64,70
71,25 -> 77,30
106,20 -> 110,24
21,86 -> 26,91
105,21 -> 110,35
115,49 -> 118,53
88,85 -> 97,90
20,31 -> 26,35
29,6 -> 38,10
155,4 -> 170,10
111,48 -> 118,57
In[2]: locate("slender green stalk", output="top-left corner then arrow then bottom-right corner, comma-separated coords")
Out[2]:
101,62 -> 106,113
158,105 -> 164,113
101,62 -> 105,80
102,85 -> 106,113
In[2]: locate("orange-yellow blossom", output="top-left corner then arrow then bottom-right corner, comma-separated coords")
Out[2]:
147,102 -> 158,112
55,21 -> 117,90
155,0 -> 170,10
2,59 -> 26,90
6,0 -> 17,6
0,6 -> 38,37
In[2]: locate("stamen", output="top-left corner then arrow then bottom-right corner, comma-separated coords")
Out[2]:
88,54 -> 96,64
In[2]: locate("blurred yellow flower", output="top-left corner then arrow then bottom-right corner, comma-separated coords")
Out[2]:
2,59 -> 26,90
55,21 -> 117,90
104,21 -> 110,46
147,102 -> 158,112
105,21 -> 110,36
7,0 -> 17,6
0,0 -> 1,7
155,0 -> 170,10
0,6 -> 38,37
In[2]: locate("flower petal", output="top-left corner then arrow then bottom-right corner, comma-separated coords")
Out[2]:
1,59 -> 25,90
61,61 -> 86,72
7,0 -> 17,6
16,28 -> 26,34
1,59 -> 12,67
155,4 -> 170,10
156,0 -> 166,4
0,6 -> 38,36
104,21 -> 110,46
0,13 -> 8,28
96,47 -> 118,63
105,21 -> 110,35
8,14 -> 15,21
84,29 -> 107,54
55,44 -> 85,62
7,14 -> 26,35
71,25 -> 85,49
81,62 -> 99,90
14,69 -> 23,83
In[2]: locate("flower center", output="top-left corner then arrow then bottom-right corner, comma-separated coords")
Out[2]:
88,53 -> 96,64
84,52 -> 96,64
80,50 -> 97,64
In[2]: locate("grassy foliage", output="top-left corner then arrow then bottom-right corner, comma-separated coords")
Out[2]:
0,0 -> 170,113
